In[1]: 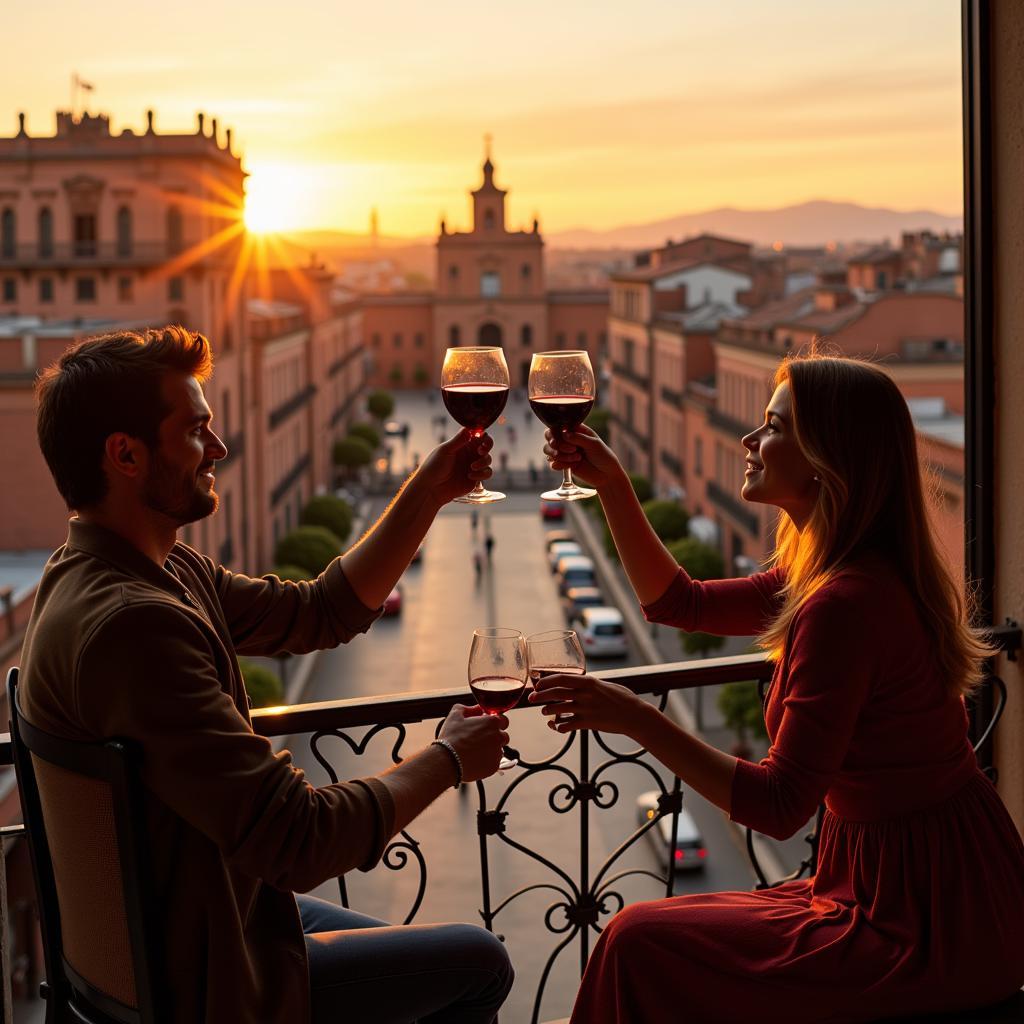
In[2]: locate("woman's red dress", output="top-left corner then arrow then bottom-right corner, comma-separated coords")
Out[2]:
569,558 -> 1024,1023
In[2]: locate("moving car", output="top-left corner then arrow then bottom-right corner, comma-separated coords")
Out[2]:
573,606 -> 627,657
383,586 -> 402,616
636,790 -> 708,872
540,499 -> 565,521
555,555 -> 597,596
543,529 -> 574,550
562,585 -> 606,622
549,541 -> 583,572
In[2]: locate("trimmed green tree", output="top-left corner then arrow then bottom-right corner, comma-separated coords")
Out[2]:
238,659 -> 284,708
347,422 -> 381,451
389,366 -> 403,386
270,564 -> 314,582
718,680 -> 768,757
301,493 -> 354,545
274,525 -> 343,576
367,390 -> 395,421
641,499 -> 689,543
333,436 -> 374,478
628,473 -> 654,505
666,537 -> 725,581
585,406 -> 611,443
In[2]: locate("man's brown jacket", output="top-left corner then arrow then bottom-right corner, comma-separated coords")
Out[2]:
20,520 -> 395,1023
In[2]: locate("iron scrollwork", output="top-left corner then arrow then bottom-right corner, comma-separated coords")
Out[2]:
310,723 -> 427,924
475,689 -> 688,1024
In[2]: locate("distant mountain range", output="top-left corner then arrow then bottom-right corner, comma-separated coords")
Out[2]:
547,200 -> 962,250
281,200 -> 963,279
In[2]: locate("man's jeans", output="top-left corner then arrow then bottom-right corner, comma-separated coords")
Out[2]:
298,894 -> 514,1023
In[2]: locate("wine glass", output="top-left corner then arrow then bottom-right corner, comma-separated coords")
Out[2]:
528,350 -> 597,501
468,627 -> 528,770
526,629 -> 587,728
442,346 -> 510,504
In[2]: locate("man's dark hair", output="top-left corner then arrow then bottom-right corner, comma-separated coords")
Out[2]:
36,325 -> 213,510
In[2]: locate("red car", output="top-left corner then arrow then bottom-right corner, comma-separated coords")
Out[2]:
540,499 -> 565,521
383,586 -> 402,616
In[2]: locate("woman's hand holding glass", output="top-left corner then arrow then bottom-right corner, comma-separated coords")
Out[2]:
542,424 -> 626,493
528,671 -> 650,736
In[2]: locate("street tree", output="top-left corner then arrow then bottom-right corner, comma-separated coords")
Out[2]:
270,564 -> 314,582
301,493 -> 354,545
367,390 -> 395,421
274,525 -> 343,576
347,422 -> 381,450
333,436 -> 374,479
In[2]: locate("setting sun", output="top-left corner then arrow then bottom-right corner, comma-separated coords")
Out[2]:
244,163 -> 306,234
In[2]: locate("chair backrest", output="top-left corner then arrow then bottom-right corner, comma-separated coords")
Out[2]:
6,667 -> 164,1024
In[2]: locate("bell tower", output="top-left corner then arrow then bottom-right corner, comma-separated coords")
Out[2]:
471,134 -> 506,234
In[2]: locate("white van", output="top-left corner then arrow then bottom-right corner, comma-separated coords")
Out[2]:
555,555 -> 596,596
574,606 -> 627,657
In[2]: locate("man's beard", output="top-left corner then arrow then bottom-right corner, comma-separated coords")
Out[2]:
142,450 -> 218,526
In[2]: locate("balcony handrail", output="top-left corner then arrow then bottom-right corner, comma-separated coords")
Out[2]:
249,653 -> 773,736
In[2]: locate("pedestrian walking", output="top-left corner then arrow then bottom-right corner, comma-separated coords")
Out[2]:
484,533 -> 495,564
473,549 -> 483,583
471,509 -> 480,535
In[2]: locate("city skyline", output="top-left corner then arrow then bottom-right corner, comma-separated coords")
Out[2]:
4,0 -> 962,236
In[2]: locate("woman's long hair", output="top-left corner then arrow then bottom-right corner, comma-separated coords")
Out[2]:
759,354 -> 993,697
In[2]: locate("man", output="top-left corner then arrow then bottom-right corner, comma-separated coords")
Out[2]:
20,326 -> 513,1023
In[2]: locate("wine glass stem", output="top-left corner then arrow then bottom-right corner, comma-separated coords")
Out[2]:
562,468 -> 575,491
470,430 -> 487,495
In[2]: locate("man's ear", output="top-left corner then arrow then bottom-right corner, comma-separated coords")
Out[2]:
104,433 -> 146,481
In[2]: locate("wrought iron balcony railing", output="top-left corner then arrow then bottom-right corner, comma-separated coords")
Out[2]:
0,632 -> 1016,1023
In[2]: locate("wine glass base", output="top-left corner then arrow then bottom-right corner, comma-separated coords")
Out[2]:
454,489 -> 506,504
498,756 -> 518,771
541,486 -> 596,502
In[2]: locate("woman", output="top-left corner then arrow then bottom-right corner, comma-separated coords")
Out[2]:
531,355 -> 1024,1022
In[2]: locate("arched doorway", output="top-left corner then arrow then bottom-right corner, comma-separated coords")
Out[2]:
478,322 -> 502,346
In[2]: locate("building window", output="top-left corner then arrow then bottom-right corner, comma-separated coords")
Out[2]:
521,263 -> 531,279
117,276 -> 133,302
75,276 -> 97,302
73,213 -> 97,257
449,324 -> 460,346
577,331 -> 587,348
39,277 -> 54,303
116,205 -> 133,256
1,208 -> 15,259
521,324 -> 533,347
555,331 -> 566,349
414,332 -> 424,348
393,332 -> 402,349
484,209 -> 495,229
480,271 -> 500,298
695,436 -> 703,477
448,264 -> 459,279
168,276 -> 184,302
1,278 -> 15,302
167,205 -> 184,254
372,332 -> 381,348
37,207 -> 53,258
876,270 -> 888,290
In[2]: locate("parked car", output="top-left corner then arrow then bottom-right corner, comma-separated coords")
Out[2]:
383,586 -> 402,616
636,790 -> 707,872
549,541 -> 583,572
573,606 -> 627,657
555,555 -> 597,596
540,499 -> 565,521
562,585 -> 606,622
543,529 -> 574,550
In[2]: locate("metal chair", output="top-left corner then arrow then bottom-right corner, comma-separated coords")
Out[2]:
6,667 -> 165,1024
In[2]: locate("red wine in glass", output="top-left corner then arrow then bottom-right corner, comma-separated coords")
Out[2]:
470,675 -> 528,714
528,395 -> 595,437
443,383 -> 510,436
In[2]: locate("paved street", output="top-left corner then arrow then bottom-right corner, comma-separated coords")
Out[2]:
285,478 -> 761,1023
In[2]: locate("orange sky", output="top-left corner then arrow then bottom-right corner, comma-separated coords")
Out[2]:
2,0 -> 962,236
